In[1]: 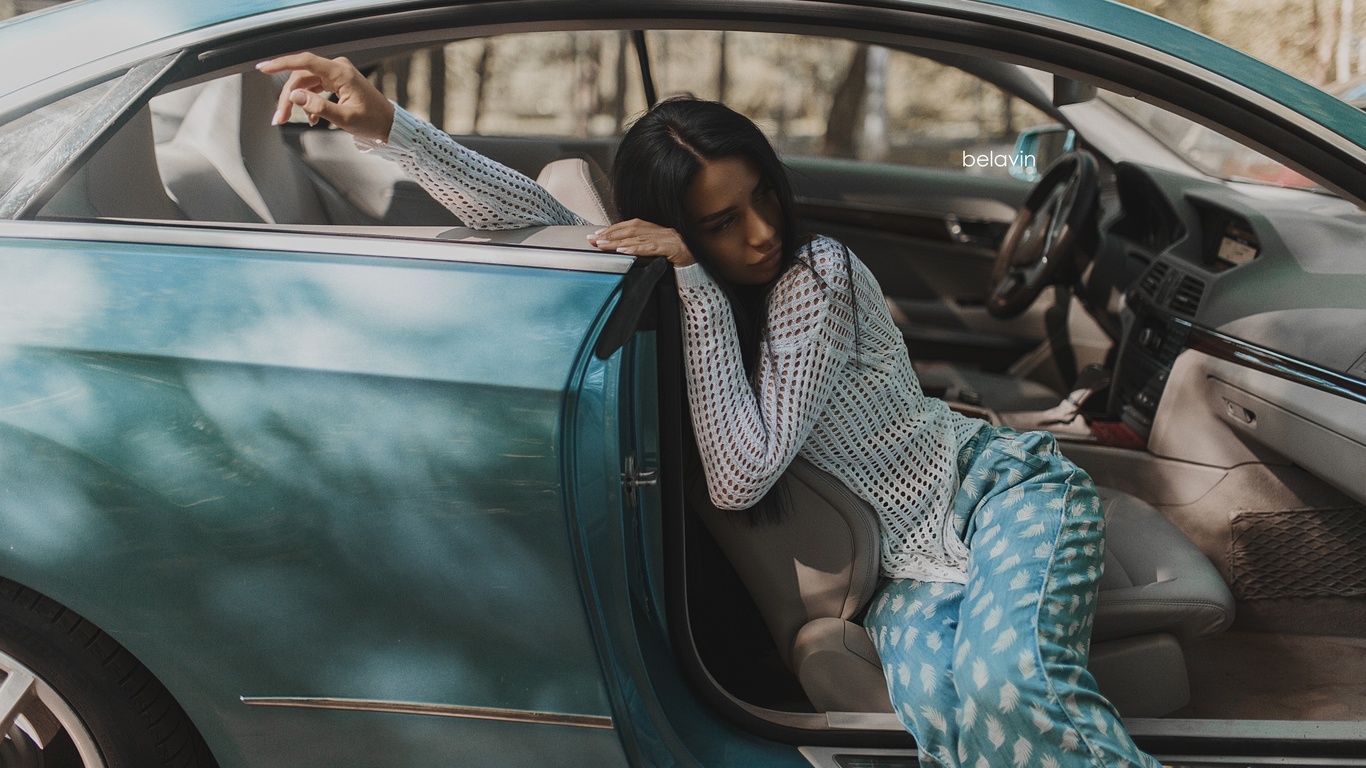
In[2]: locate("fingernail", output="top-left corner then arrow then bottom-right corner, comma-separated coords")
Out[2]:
255,60 -> 269,70
592,228 -> 605,236
289,90 -> 308,106
616,247 -> 632,254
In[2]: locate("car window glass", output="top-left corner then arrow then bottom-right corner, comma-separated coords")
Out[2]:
0,80 -> 118,199
380,31 -> 647,138
45,34 -> 646,230
1,53 -> 175,218
645,31 -> 1049,177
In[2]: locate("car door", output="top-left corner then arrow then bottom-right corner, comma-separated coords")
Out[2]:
0,222 -> 635,768
0,67 -> 636,766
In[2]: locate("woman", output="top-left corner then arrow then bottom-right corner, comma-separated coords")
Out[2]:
259,53 -> 1160,768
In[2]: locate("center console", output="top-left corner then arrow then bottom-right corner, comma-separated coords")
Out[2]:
955,279 -> 1191,450
1113,304 -> 1189,442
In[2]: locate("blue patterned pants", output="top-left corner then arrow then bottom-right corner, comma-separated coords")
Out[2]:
865,427 -> 1161,768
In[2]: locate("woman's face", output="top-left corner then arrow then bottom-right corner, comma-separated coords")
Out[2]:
684,155 -> 783,285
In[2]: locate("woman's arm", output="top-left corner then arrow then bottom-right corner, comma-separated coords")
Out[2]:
370,107 -> 587,229
679,237 -> 857,510
257,53 -> 586,230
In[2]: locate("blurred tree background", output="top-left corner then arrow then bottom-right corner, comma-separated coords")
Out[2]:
5,0 -> 1360,87
5,0 -> 1364,172
4,0 -> 1365,88
0,0 -> 67,18
2,0 -> 1364,89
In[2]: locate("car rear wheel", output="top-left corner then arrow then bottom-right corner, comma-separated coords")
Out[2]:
0,579 -> 214,768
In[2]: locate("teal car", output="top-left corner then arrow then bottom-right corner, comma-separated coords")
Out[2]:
2,1 -> 1365,766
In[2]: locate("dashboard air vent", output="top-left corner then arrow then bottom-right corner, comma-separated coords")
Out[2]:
1138,261 -> 1169,298
1170,275 -> 1206,316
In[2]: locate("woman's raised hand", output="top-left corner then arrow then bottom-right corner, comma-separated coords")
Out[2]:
589,219 -> 696,268
256,53 -> 395,144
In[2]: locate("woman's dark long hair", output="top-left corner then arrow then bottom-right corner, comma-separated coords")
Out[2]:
612,96 -> 805,377
613,97 -> 831,523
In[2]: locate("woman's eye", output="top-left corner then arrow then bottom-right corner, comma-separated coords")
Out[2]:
708,216 -> 736,233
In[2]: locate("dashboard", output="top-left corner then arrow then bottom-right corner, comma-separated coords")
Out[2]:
1086,161 -> 1366,503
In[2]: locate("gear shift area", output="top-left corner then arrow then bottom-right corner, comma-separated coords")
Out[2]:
998,364 -> 1112,436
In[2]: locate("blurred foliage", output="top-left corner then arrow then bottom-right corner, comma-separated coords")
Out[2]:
378,31 -> 1049,175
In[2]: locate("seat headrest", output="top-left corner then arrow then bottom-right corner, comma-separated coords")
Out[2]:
535,156 -> 613,226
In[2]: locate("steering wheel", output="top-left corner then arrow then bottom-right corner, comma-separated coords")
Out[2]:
987,151 -> 1099,319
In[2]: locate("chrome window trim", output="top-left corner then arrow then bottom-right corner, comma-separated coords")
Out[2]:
1177,318 -> 1366,407
0,221 -> 633,275
239,696 -> 614,730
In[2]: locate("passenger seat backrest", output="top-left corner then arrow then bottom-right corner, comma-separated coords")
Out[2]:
238,70 -> 332,224
156,72 -> 329,224
689,456 -> 892,712
535,156 -> 614,226
41,105 -> 187,221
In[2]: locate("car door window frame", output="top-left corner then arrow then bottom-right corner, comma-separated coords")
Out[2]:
2,52 -> 181,220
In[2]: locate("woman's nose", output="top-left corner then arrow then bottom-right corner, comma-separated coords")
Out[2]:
746,207 -> 777,246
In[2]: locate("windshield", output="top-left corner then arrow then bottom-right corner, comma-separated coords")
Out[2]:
1101,92 -> 1318,190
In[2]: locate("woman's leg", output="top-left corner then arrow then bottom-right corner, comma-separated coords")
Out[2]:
951,429 -> 1160,768
865,577 -> 966,768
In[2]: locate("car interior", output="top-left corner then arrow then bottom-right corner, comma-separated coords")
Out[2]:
27,19 -> 1366,750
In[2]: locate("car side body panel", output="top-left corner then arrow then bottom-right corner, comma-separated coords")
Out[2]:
0,233 -> 628,766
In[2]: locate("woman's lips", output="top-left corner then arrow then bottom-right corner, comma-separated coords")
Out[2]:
754,246 -> 782,271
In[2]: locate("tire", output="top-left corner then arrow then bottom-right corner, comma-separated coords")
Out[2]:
0,579 -> 216,768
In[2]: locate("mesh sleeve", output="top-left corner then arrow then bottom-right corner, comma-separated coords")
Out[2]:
677,238 -> 856,509
368,105 -> 589,230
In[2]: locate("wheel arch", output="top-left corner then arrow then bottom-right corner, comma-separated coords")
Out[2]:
0,575 -> 220,767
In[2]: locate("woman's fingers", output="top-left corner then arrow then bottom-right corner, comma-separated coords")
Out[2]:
257,53 -> 394,142
269,73 -> 322,125
258,51 -> 336,77
588,221 -> 694,265
286,88 -> 342,127
590,219 -> 664,244
259,53 -> 336,124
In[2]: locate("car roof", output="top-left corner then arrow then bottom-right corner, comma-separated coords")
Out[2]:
0,0 -> 336,98
2,0 -> 1365,150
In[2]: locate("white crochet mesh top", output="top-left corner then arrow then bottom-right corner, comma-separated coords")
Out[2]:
375,105 -> 987,583
372,106 -> 588,229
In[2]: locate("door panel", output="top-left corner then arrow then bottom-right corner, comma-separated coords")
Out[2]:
0,234 -> 627,767
788,156 -> 1051,368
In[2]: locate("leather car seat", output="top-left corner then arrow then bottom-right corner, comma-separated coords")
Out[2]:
689,457 -> 1235,717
